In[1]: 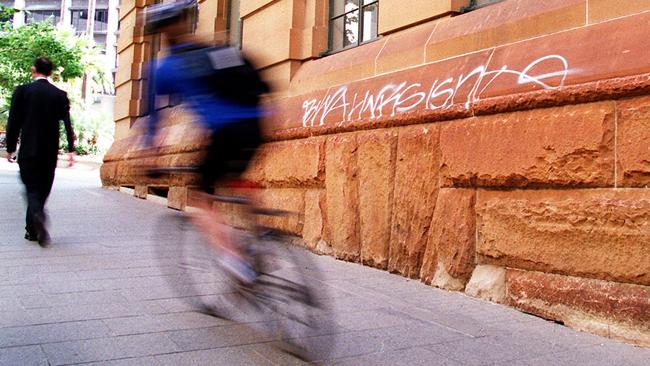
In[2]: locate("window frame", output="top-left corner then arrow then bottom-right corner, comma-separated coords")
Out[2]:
327,0 -> 379,54
70,8 -> 110,33
24,9 -> 61,25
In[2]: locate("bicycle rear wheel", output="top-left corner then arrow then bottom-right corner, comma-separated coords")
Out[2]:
247,231 -> 336,362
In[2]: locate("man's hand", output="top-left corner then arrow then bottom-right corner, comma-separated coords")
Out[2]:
6,152 -> 16,163
67,152 -> 76,167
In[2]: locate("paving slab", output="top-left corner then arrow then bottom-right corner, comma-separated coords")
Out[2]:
1,161 -> 649,365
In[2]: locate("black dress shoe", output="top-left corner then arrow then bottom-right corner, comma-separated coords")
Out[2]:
24,232 -> 38,242
37,229 -> 51,247
32,215 -> 51,247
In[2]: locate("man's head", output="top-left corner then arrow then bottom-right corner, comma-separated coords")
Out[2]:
31,57 -> 53,78
144,0 -> 197,43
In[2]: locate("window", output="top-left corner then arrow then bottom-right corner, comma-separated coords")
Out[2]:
25,10 -> 60,24
71,9 -> 109,32
329,0 -> 378,52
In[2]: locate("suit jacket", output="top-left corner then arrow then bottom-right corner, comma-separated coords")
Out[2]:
5,79 -> 75,160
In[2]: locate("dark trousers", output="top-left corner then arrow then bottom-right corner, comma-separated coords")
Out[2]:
19,157 -> 57,235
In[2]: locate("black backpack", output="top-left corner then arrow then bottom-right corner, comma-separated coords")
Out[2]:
173,44 -> 270,106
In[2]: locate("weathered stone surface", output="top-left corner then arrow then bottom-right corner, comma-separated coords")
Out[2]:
507,269 -> 650,347
616,96 -> 650,187
324,134 -> 360,261
440,102 -> 615,188
270,11 -> 650,138
588,0 -> 650,24
99,162 -> 119,187
430,260 -> 467,292
375,21 -> 436,75
167,187 -> 187,211
303,189 -> 325,250
465,264 -> 507,304
289,38 -> 386,95
477,189 -> 650,286
420,189 -> 476,288
134,185 -> 147,199
426,0 -> 586,63
389,125 -> 440,277
256,188 -> 306,236
357,130 -> 397,269
258,138 -> 324,187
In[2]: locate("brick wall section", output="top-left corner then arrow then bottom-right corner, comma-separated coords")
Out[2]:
103,0 -> 650,347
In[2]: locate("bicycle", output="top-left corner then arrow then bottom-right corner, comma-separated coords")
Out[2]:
148,166 -> 335,361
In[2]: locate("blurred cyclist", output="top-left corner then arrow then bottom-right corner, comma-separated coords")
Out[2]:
143,0 -> 269,283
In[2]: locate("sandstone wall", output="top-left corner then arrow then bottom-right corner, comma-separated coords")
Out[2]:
103,0 -> 650,347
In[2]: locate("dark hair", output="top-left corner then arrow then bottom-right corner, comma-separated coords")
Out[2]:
34,57 -> 53,76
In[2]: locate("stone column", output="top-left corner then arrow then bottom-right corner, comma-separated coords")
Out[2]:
105,0 -> 119,70
12,0 -> 24,28
60,0 -> 72,27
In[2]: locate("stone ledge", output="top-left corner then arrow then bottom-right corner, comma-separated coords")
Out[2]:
507,269 -> 650,347
477,189 -> 650,286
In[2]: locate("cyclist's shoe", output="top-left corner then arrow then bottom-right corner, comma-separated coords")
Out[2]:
219,252 -> 257,285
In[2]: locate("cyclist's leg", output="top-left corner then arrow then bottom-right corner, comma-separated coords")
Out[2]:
192,119 -> 262,278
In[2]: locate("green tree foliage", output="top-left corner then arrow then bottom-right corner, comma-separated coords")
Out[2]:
0,5 -> 114,154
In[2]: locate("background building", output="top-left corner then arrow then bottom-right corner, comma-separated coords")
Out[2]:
103,0 -> 650,347
0,0 -> 119,72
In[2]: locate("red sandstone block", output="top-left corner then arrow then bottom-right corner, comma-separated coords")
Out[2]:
389,125 -> 440,278
259,138 -> 324,186
616,96 -> 650,187
375,21 -> 436,75
256,188 -> 306,236
507,269 -> 650,347
357,130 -> 398,269
440,102 -> 615,188
588,0 -> 650,24
324,134 -> 360,261
483,11 -> 650,99
426,0 -> 586,63
477,189 -> 650,286
420,188 -> 477,288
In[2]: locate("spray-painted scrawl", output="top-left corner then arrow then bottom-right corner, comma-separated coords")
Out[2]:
301,54 -> 572,128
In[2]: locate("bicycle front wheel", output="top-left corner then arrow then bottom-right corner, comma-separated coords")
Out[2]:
153,211 -> 237,317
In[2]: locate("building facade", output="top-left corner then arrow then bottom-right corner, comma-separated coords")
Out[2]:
103,0 -> 650,347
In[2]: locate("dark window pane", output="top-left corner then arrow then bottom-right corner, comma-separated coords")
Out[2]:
361,4 -> 377,42
26,10 -> 61,24
331,0 -> 358,17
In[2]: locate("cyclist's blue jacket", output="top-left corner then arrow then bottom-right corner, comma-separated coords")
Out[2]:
145,43 -> 263,147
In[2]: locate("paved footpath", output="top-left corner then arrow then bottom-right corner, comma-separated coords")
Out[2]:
1,160 -> 649,366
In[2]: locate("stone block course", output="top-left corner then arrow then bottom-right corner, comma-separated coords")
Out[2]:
507,269 -> 650,347
325,134 -> 360,261
389,125 -> 440,278
357,130 -> 398,269
303,189 -> 326,250
256,138 -> 325,187
375,21 -> 437,75
425,0 -> 586,63
477,189 -> 650,286
616,96 -> 650,187
440,102 -> 615,188
420,189 -> 476,289
256,188 -> 306,236
588,0 -> 650,24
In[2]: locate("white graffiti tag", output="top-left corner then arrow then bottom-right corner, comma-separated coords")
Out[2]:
301,55 -> 572,127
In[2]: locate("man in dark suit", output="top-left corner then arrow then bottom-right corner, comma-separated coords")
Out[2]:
5,57 -> 76,247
